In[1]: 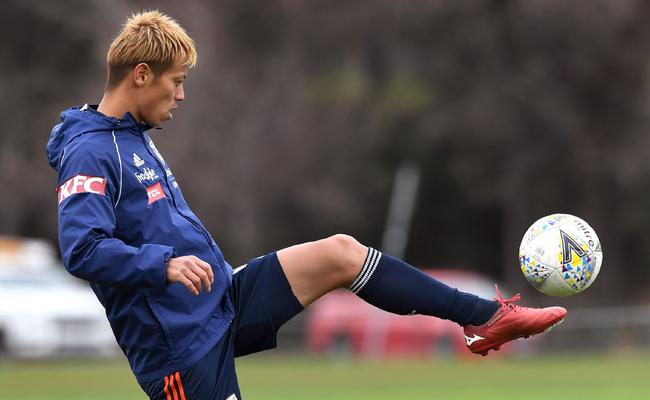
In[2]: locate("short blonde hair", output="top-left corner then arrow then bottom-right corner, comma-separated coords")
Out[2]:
105,10 -> 197,89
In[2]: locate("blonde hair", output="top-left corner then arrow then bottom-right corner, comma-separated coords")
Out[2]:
105,10 -> 197,89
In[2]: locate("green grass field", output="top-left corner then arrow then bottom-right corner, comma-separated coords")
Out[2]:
0,352 -> 647,399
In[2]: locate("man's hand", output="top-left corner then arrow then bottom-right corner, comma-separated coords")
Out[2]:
166,256 -> 214,295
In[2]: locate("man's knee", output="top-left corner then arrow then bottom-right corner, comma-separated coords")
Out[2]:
320,234 -> 368,283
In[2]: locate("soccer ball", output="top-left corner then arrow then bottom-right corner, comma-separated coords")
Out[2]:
519,214 -> 603,297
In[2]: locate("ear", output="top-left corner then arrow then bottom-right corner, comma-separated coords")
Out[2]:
133,63 -> 152,87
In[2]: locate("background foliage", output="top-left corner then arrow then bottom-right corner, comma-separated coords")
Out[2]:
3,0 -> 650,303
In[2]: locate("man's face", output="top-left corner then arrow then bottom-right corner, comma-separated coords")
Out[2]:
137,62 -> 188,126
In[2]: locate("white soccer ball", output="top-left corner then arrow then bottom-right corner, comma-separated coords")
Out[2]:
519,214 -> 603,297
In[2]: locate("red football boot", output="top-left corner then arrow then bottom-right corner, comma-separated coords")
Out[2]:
463,285 -> 567,356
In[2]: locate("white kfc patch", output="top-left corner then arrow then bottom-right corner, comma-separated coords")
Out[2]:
58,175 -> 106,205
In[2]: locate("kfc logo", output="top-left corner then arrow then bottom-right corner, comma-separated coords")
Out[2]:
146,182 -> 166,205
58,175 -> 106,205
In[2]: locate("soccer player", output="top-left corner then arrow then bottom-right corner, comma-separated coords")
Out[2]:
47,11 -> 566,400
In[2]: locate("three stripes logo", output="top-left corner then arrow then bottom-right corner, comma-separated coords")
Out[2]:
133,153 -> 145,167
348,248 -> 382,294
163,371 -> 186,400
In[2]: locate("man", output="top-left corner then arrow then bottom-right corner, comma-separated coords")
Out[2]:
47,10 -> 566,400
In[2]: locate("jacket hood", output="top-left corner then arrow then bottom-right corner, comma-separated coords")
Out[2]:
46,105 -> 152,172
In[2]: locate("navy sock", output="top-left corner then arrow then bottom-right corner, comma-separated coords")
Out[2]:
349,248 -> 499,326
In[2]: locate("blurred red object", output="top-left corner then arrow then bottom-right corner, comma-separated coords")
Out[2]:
306,269 -> 512,358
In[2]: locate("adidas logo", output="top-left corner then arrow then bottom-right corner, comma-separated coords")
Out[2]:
133,153 -> 145,167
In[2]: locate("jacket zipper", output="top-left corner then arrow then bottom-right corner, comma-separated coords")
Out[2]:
140,135 -> 228,282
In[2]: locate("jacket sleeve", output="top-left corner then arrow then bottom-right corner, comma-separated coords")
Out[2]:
56,137 -> 174,289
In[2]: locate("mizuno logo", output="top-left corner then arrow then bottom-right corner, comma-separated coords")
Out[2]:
464,334 -> 485,346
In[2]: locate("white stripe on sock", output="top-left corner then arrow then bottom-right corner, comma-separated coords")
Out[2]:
351,250 -> 381,294
348,248 -> 376,291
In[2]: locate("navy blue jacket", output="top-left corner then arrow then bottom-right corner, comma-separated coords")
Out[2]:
47,105 -> 234,382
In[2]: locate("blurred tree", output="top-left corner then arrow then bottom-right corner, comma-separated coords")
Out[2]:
2,0 -> 650,302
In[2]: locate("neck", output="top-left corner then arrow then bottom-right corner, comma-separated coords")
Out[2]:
97,88 -> 141,122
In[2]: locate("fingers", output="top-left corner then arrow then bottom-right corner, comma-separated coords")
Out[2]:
194,257 -> 214,284
178,275 -> 200,296
189,262 -> 212,293
167,256 -> 214,296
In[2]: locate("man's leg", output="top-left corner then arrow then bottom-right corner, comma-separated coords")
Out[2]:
277,234 -> 497,326
277,234 -> 566,355
276,234 -> 366,306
